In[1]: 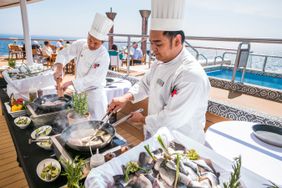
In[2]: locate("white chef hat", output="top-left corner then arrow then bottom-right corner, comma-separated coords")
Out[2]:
89,13 -> 114,41
151,0 -> 186,31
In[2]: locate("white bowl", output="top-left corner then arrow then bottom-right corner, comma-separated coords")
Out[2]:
14,116 -> 31,129
36,139 -> 53,150
31,125 -> 52,139
36,158 -> 61,182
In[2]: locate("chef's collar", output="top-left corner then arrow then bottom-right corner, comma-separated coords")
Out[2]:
157,47 -> 185,66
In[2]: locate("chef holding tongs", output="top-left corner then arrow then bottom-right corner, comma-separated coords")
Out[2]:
108,0 -> 211,144
53,13 -> 114,120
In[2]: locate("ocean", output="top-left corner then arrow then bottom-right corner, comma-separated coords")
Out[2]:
1,34 -> 281,73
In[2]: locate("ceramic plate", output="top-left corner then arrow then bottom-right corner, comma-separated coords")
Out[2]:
31,125 -> 52,139
252,124 -> 282,147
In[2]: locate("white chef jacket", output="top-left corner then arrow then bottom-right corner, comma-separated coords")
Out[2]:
129,47 -> 211,144
55,39 -> 110,120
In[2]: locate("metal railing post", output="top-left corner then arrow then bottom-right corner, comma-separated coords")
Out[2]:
262,56 -> 268,73
126,36 -> 131,75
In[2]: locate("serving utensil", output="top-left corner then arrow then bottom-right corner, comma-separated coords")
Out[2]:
29,136 -> 51,144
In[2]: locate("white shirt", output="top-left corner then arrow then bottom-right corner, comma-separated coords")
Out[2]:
42,45 -> 53,57
56,41 -> 63,49
55,39 -> 110,119
129,47 -> 211,144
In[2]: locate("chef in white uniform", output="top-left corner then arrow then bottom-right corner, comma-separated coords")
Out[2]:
53,13 -> 113,120
108,0 -> 211,144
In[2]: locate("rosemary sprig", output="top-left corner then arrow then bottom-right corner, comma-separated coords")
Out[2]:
263,181 -> 280,188
60,156 -> 85,188
144,145 -> 157,161
223,156 -> 242,188
157,135 -> 170,157
174,154 -> 181,188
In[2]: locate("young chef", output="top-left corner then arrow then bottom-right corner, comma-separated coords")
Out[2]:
53,13 -> 113,120
108,0 -> 211,144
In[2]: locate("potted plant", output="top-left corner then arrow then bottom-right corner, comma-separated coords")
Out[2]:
8,58 -> 16,68
60,156 -> 86,188
67,92 -> 90,125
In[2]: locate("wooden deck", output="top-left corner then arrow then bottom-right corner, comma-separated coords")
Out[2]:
0,100 -> 227,188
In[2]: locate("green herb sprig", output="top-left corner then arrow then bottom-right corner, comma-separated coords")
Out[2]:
124,161 -> 141,182
60,156 -> 85,188
174,154 -> 181,188
73,92 -> 88,117
144,145 -> 157,161
157,135 -> 170,158
224,156 -> 242,188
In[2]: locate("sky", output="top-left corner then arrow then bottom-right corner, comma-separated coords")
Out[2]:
0,0 -> 282,39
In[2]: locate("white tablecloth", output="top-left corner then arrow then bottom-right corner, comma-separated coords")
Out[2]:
105,78 -> 131,103
205,121 -> 282,186
85,127 -> 269,188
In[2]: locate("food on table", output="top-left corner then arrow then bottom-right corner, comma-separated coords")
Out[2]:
40,163 -> 60,181
31,126 -> 52,139
68,129 -> 112,146
113,136 -> 220,188
104,152 -> 116,161
9,94 -> 25,112
37,140 -> 52,149
11,104 -> 23,112
41,100 -> 65,106
15,116 -> 29,125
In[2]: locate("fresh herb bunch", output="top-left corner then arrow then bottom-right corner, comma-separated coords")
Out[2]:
187,149 -> 200,160
224,156 -> 242,188
174,154 -> 181,188
8,58 -> 16,68
72,92 -> 88,117
157,135 -> 171,158
144,145 -> 157,161
60,156 -> 85,188
124,161 -> 141,182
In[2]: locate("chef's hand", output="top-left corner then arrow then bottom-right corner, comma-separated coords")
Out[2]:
62,81 -> 73,91
129,112 -> 145,124
53,63 -> 63,81
108,93 -> 134,113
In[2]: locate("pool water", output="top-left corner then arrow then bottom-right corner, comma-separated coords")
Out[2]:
206,69 -> 282,90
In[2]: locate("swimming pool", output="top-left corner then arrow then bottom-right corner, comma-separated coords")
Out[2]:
206,69 -> 282,90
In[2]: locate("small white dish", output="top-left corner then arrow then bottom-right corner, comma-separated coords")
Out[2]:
36,158 -> 61,182
36,139 -> 53,150
14,116 -> 31,129
31,125 -> 52,139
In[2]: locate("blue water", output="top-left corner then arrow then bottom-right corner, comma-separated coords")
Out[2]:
207,69 -> 282,90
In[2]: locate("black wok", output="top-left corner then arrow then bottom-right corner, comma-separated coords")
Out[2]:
33,94 -> 72,113
60,108 -> 143,152
61,120 -> 115,152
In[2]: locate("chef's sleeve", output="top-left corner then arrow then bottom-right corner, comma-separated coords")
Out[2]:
144,77 -> 209,135
55,40 -> 82,66
72,51 -> 109,93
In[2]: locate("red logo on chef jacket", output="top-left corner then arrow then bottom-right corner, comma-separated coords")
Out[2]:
171,85 -> 178,97
93,64 -> 100,69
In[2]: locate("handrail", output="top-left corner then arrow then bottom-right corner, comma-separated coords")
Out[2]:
222,51 -> 282,73
184,41 -> 208,64
185,36 -> 282,44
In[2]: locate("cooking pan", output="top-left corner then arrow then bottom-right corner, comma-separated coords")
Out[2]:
33,94 -> 72,113
60,108 -> 143,152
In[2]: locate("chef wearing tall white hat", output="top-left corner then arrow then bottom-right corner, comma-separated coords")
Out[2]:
108,0 -> 211,144
53,13 -> 114,120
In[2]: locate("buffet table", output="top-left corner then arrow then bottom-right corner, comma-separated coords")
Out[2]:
0,88 -> 67,188
205,121 -> 282,186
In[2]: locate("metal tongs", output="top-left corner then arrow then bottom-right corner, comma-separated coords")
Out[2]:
28,136 -> 51,144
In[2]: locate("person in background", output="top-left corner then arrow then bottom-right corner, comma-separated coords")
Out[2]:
64,41 -> 71,48
56,39 -> 64,51
53,13 -> 114,120
108,0 -> 211,144
42,40 -> 53,60
131,42 -> 143,64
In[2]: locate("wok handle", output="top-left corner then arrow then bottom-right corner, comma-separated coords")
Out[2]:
111,108 -> 144,127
